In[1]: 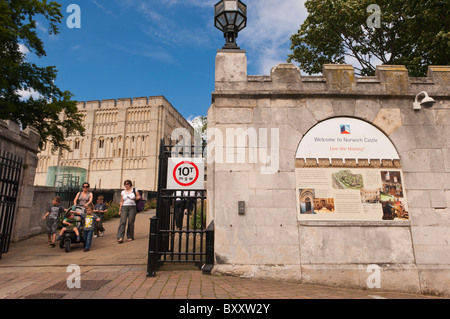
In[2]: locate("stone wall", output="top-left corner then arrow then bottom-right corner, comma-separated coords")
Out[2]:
30,186 -> 58,238
0,120 -> 42,242
208,50 -> 450,296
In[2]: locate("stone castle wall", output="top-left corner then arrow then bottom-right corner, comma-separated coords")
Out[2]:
208,50 -> 450,296
35,96 -> 193,191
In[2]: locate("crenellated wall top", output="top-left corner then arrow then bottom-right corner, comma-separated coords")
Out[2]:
76,95 -> 172,110
0,120 -> 40,153
214,50 -> 449,98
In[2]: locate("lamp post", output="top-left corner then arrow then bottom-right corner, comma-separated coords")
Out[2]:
214,0 -> 247,49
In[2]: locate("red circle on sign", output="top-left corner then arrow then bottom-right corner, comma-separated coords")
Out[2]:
173,161 -> 199,187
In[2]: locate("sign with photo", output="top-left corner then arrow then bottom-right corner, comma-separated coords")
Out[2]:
296,168 -> 409,221
296,117 -> 409,221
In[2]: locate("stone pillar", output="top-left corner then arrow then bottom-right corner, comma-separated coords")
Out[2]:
215,49 -> 247,84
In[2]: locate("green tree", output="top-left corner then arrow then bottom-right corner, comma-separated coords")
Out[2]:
0,0 -> 84,151
288,0 -> 449,76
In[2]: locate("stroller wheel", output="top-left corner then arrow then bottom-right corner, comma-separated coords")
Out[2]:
64,239 -> 71,253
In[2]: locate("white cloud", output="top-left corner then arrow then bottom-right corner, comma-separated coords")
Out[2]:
18,44 -> 30,55
35,21 -> 48,34
137,1 -> 213,48
239,0 -> 308,75
114,0 -> 308,74
91,0 -> 116,16
110,42 -> 177,63
344,54 -> 387,74
17,88 -> 42,101
161,0 -> 216,7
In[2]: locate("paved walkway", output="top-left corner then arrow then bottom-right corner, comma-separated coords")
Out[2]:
0,210 -> 445,302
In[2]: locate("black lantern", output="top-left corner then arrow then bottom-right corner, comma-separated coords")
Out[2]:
214,0 -> 247,49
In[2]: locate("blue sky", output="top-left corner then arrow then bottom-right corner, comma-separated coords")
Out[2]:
24,0 -> 308,120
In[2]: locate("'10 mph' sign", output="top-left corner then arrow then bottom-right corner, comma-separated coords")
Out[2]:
167,158 -> 204,190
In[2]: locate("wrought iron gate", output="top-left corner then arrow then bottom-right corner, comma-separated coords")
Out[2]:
147,139 -> 214,276
0,150 -> 23,259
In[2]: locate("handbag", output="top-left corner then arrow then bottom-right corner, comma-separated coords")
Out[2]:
133,188 -> 145,212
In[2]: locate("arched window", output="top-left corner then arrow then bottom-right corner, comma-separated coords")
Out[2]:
99,137 -> 105,149
74,139 -> 80,150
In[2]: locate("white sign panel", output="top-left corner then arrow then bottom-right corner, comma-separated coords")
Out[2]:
295,117 -> 408,221
296,117 -> 399,160
167,157 -> 204,190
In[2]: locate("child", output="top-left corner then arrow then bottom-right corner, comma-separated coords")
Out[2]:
94,195 -> 107,237
73,203 -> 100,252
42,196 -> 65,247
57,211 -> 81,242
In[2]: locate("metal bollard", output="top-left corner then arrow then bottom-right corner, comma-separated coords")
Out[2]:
147,216 -> 159,277
202,220 -> 215,274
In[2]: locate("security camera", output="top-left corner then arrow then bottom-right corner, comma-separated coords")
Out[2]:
413,91 -> 436,110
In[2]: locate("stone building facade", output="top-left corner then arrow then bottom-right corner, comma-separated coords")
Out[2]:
208,50 -> 449,296
35,96 -> 193,191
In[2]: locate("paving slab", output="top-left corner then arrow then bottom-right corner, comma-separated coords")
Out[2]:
0,209 -> 446,305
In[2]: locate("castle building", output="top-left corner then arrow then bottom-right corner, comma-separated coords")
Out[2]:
34,96 -> 193,191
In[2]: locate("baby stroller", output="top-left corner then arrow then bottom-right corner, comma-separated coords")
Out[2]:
59,205 -> 85,252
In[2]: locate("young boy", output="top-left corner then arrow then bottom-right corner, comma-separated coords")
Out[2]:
73,203 -> 100,252
57,211 -> 81,242
94,195 -> 107,237
42,196 -> 65,247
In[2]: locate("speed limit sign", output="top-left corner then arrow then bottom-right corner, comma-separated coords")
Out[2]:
167,158 -> 204,190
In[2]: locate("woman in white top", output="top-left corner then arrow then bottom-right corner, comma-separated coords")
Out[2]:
117,180 -> 141,243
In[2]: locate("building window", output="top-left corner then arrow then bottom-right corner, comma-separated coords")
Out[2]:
99,138 -> 105,149
74,140 -> 80,150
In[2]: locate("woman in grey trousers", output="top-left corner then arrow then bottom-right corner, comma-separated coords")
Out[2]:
117,180 -> 141,243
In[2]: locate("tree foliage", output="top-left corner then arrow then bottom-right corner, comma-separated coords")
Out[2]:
0,0 -> 84,151
288,0 -> 450,76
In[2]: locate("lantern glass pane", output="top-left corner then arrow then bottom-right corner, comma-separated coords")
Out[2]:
238,2 -> 247,15
217,14 -> 227,27
235,14 -> 244,27
237,21 -> 246,31
215,2 -> 224,16
226,12 -> 237,25
224,0 -> 238,11
215,19 -> 224,31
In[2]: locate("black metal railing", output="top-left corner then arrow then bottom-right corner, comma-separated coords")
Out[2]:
158,189 -> 207,263
0,150 -> 23,258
